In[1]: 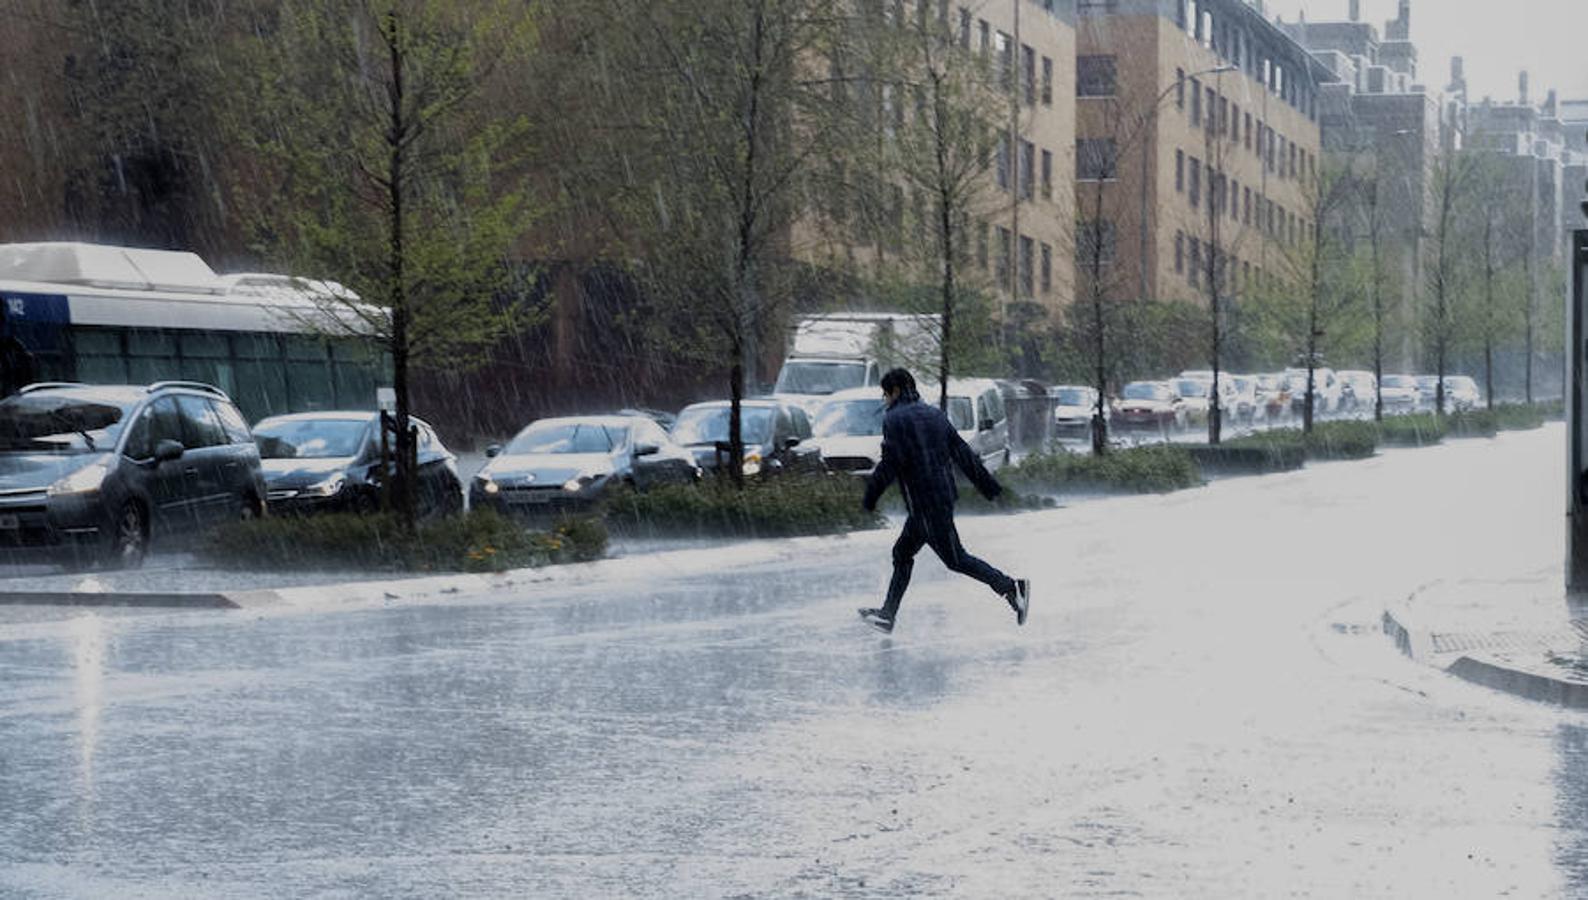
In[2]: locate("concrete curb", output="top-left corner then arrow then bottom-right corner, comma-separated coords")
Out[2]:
1447,654 -> 1588,710
0,591 -> 239,609
1383,592 -> 1588,711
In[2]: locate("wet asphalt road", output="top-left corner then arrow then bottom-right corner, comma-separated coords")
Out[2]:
2,426 -> 1587,898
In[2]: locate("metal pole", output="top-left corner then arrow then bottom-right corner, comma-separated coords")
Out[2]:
1568,230 -> 1588,591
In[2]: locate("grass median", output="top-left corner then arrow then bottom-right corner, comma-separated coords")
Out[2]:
604,474 -> 886,538
1003,445 -> 1204,495
199,509 -> 608,573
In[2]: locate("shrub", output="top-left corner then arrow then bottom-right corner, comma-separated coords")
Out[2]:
1227,421 -> 1377,461
1375,413 -> 1445,447
1446,408 -> 1499,438
1005,445 -> 1203,495
198,509 -> 607,573
604,475 -> 885,538
1185,443 -> 1306,474
1491,403 -> 1548,432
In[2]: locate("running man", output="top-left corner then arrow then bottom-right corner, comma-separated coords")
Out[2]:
858,368 -> 1029,634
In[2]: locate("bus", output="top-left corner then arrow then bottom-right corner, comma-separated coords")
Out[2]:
0,242 -> 389,423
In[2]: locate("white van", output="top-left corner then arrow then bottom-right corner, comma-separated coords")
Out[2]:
926,377 -> 1011,470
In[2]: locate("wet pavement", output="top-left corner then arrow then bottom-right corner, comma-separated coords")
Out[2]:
2,426 -> 1586,897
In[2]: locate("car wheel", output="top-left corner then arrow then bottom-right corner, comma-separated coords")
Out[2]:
104,501 -> 148,570
239,494 -> 262,522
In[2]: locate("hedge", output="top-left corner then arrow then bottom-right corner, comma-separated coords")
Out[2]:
198,509 -> 607,573
604,475 -> 885,538
1004,445 -> 1204,495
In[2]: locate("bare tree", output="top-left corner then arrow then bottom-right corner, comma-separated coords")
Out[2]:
1423,146 -> 1480,417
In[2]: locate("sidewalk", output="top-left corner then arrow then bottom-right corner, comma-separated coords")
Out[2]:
1383,569 -> 1588,709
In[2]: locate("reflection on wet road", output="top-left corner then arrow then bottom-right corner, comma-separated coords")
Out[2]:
0,427 -> 1584,897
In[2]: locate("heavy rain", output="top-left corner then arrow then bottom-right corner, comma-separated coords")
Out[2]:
1,0 -> 1587,895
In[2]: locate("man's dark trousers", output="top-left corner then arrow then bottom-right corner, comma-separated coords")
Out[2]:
881,505 -> 1015,619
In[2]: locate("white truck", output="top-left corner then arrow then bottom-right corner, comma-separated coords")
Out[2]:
772,312 -> 940,412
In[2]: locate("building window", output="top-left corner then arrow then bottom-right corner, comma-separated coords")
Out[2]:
1190,77 -> 1201,124
1229,177 -> 1239,222
979,19 -> 989,54
1019,235 -> 1035,296
996,226 -> 1012,285
1022,45 -> 1036,105
996,130 -> 1010,190
1189,237 -> 1201,288
1040,242 -> 1052,293
959,7 -> 971,48
1205,87 -> 1215,132
1243,186 -> 1251,224
1175,149 -> 1185,192
1041,56 -> 1053,106
1175,230 -> 1185,273
1077,55 -> 1117,97
1019,139 -> 1035,199
1041,148 -> 1053,200
1076,138 -> 1118,181
1076,220 -> 1116,265
1218,96 -> 1228,136
1188,156 -> 1201,208
1176,68 -> 1185,108
1244,112 -> 1252,149
995,31 -> 1012,90
1230,102 -> 1239,142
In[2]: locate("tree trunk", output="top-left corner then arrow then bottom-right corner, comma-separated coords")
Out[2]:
386,9 -> 417,530
728,361 -> 745,487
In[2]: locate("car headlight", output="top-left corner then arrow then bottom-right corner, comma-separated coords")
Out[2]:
743,453 -> 762,476
47,458 -> 111,497
475,473 -> 500,495
563,473 -> 603,493
303,474 -> 345,498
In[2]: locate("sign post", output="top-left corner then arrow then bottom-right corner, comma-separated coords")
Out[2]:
1569,230 -> 1588,591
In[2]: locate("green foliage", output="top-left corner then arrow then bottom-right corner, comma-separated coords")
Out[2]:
1185,443 -> 1307,474
1446,403 -> 1546,438
1374,413 -> 1446,447
1228,421 -> 1378,460
1004,446 -> 1204,495
198,509 -> 606,573
604,476 -> 885,538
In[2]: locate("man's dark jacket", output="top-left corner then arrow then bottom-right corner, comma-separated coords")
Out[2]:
862,396 -> 1002,513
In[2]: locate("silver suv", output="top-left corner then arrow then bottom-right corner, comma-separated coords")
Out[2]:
0,381 -> 266,569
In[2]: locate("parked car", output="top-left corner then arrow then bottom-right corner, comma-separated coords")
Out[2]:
1114,381 -> 1187,436
1337,370 -> 1378,414
809,387 -> 886,475
1051,384 -> 1105,440
252,411 -> 462,517
0,381 -> 265,568
1443,375 -> 1482,412
1254,374 -> 1293,425
670,399 -> 823,477
472,414 -> 700,513
1379,374 -> 1422,414
1286,367 -> 1341,417
614,407 -> 677,432
1229,375 -> 1260,426
927,377 -> 1012,469
1173,378 -> 1214,426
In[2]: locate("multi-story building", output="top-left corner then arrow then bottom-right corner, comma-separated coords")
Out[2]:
1071,0 -> 1326,316
1284,0 -> 1440,370
797,0 -> 1079,324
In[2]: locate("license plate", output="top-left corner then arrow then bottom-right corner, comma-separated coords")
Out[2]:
512,492 -> 553,505
0,515 -> 18,529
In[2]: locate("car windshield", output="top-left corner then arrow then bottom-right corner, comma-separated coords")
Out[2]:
671,407 -> 774,446
1416,376 -> 1439,388
814,399 -> 885,437
1174,379 -> 1209,399
508,421 -> 629,454
1055,388 -> 1091,406
774,361 -> 868,395
1123,383 -> 1168,401
944,397 -> 973,431
1448,377 -> 1477,390
1383,375 -> 1416,388
0,392 -> 134,453
253,418 -> 369,459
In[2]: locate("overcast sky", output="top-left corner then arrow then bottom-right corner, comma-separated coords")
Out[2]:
1262,0 -> 1588,106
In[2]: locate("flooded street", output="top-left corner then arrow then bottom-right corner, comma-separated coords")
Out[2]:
0,428 -> 1578,896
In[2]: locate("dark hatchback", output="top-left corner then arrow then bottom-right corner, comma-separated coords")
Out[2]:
670,399 -> 823,477
0,381 -> 266,568
252,411 -> 463,517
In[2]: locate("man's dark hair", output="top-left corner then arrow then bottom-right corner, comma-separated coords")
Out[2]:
881,368 -> 918,400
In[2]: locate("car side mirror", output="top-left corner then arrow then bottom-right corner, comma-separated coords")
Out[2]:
485,443 -> 502,458
154,439 -> 184,463
783,437 -> 800,450
979,418 -> 995,432
634,442 -> 660,457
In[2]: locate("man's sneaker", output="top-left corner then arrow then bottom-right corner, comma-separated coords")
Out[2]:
1005,579 -> 1031,626
858,607 -> 895,634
